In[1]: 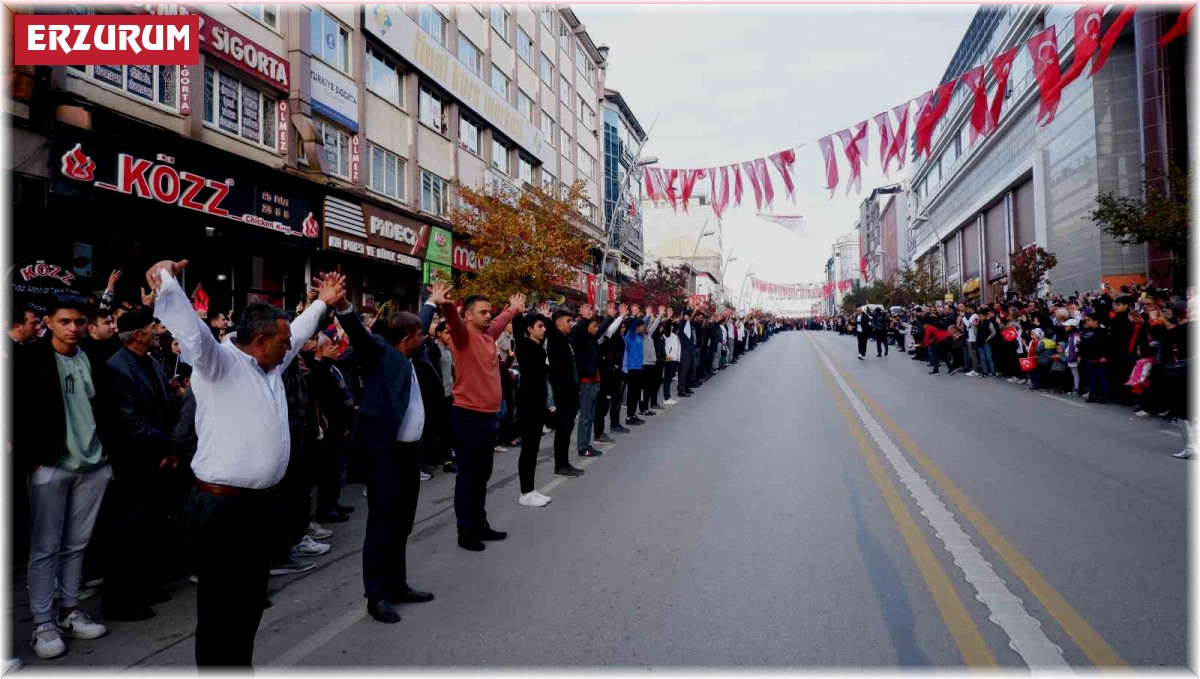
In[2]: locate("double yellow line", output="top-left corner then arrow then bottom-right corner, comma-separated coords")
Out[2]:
809,334 -> 1128,669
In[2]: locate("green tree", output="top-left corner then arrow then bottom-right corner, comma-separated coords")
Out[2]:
1008,246 -> 1057,297
1090,167 -> 1190,282
894,265 -> 949,306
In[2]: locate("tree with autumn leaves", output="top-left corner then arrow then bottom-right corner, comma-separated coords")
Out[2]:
446,179 -> 592,303
620,261 -> 690,310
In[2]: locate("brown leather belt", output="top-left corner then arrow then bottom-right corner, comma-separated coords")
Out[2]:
195,479 -> 266,497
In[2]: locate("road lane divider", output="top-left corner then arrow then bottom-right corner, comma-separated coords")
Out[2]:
810,335 -> 1072,671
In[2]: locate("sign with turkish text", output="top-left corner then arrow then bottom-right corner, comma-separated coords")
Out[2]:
425,226 -> 453,266
14,14 -> 199,65
324,229 -> 421,270
196,11 -> 288,93
362,203 -> 430,257
310,58 -> 358,132
11,259 -> 84,314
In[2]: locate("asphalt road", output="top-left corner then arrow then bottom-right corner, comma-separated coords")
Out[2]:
7,329 -> 1189,669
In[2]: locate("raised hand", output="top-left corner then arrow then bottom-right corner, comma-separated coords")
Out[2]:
618,303 -> 629,317
579,303 -> 595,320
631,303 -> 641,317
307,287 -> 319,303
140,286 -> 157,307
508,292 -> 527,314
315,272 -> 346,307
145,259 -> 189,290
537,301 -> 551,317
605,302 -> 617,317
106,269 -> 122,291
428,282 -> 453,305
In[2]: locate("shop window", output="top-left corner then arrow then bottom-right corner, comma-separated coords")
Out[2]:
422,170 -> 448,215
419,86 -> 447,134
317,118 -> 351,179
368,143 -> 407,202
492,138 -> 510,175
458,33 -> 482,77
236,4 -> 279,30
202,66 -> 277,150
310,7 -> 351,74
366,45 -> 404,108
69,64 -> 179,112
418,6 -> 448,47
460,115 -> 481,155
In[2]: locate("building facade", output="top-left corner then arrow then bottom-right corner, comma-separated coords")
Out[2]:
8,3 -> 625,315
823,231 -> 863,315
905,5 -> 1189,303
858,185 -> 908,285
601,87 -> 647,282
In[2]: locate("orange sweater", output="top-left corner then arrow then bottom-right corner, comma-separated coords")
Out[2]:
439,302 -> 514,414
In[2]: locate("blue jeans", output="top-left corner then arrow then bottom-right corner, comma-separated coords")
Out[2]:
977,343 -> 995,375
576,382 -> 600,451
1085,363 -> 1110,399
450,408 -> 498,531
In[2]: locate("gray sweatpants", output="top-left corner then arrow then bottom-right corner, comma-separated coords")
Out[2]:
27,464 -> 111,624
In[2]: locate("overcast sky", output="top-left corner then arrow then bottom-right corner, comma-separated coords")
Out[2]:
578,4 -> 979,310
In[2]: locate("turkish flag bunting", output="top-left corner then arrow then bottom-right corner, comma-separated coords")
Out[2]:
960,65 -> 989,146
643,167 -> 666,205
1056,4 -> 1106,92
988,46 -> 1018,133
679,169 -> 706,212
741,161 -> 765,211
731,164 -> 744,208
873,111 -> 895,175
836,121 -> 869,195
915,80 -> 956,160
890,99 -> 915,172
768,149 -> 797,203
753,157 -> 775,211
664,169 -> 680,212
1160,4 -> 1194,46
817,136 -> 839,198
1092,5 -> 1137,75
709,167 -> 731,218
1027,25 -> 1063,126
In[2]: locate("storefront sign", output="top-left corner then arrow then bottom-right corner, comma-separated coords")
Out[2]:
989,261 -> 1006,282
52,120 -> 319,240
364,4 -> 549,166
277,99 -> 289,156
425,226 -> 452,266
325,229 -> 421,269
423,260 -> 451,284
350,134 -> 361,184
310,58 -> 358,132
362,203 -> 429,257
198,12 -> 288,93
963,277 -> 981,295
178,65 -> 192,114
452,242 -> 493,272
12,259 -> 83,314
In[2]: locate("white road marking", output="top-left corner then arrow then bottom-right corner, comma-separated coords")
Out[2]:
1035,392 -> 1086,409
810,339 -> 1072,671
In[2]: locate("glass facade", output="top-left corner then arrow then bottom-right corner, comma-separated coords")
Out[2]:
602,106 -> 644,262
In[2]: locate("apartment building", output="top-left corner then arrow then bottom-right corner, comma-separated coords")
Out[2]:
8,4 -> 614,313
823,231 -> 862,316
601,88 -> 647,284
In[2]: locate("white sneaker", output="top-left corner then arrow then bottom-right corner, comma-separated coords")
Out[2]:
419,470 -> 433,481
307,522 -> 334,540
664,399 -> 678,405
518,491 -> 550,507
542,426 -> 553,435
56,610 -> 106,640
965,371 -> 979,377
188,575 -> 199,584
293,535 -> 331,556
1173,449 -> 1192,459
532,490 -> 552,504
1007,377 -> 1020,383
31,623 -> 65,659
494,445 -> 509,453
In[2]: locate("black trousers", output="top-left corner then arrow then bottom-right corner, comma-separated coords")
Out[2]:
315,433 -> 346,517
875,330 -> 888,356
679,350 -> 695,392
857,332 -> 869,357
553,395 -> 578,469
661,361 -> 678,401
450,407 -> 497,531
361,442 -> 420,600
271,428 -> 309,564
192,488 -> 271,667
103,476 -> 161,608
641,363 -> 662,411
625,369 -> 642,420
517,398 -> 545,493
598,370 -> 624,432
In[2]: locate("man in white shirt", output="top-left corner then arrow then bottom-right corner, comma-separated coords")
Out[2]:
146,259 -> 344,667
965,304 -> 981,376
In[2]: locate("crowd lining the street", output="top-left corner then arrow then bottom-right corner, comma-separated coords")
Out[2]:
6,261 -> 796,666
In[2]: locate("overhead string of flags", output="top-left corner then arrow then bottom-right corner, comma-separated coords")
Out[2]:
751,278 -> 856,300
641,4 -> 1192,213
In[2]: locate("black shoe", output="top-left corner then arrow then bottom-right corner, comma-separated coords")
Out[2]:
443,461 -> 459,473
929,368 -> 939,375
335,504 -> 355,515
367,598 -> 401,624
626,417 -> 645,426
877,353 -> 882,358
611,424 -> 630,433
390,586 -> 435,604
102,603 -> 156,622
317,511 -> 350,524
478,526 -> 508,541
857,356 -> 865,360
579,446 -> 603,457
555,466 -> 584,477
457,531 -> 485,551
594,434 -> 615,444
641,410 -> 657,417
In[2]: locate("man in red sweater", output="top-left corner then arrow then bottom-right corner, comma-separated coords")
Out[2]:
428,283 -> 524,552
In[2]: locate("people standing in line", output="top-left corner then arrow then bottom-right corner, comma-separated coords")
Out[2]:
547,307 -> 586,477
334,293 -> 438,624
146,258 -> 343,667
428,283 -> 522,552
622,306 -> 649,427
571,304 -> 606,457
595,303 -> 630,437
15,295 -> 113,660
641,307 -> 670,414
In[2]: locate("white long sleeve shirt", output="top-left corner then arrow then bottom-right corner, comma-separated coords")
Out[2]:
155,269 -> 327,489
663,334 -> 681,362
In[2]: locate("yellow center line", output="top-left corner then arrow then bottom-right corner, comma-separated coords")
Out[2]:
817,334 -> 1129,669
817,363 -> 999,668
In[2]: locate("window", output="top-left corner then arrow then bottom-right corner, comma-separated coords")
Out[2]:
559,74 -> 571,103
368,144 -> 407,202
541,112 -> 554,145
518,91 -> 535,123
542,169 -> 556,193
237,4 -> 279,30
581,202 -> 596,222
459,115 -> 481,155
421,171 -> 447,215
366,45 -> 404,108
418,5 -> 448,46
419,86 -> 446,133
310,7 -> 351,74
541,5 -> 554,27
69,64 -> 180,112
539,52 -> 553,84
578,146 -> 595,178
518,156 -> 534,184
578,99 -> 595,128
490,65 -> 510,100
490,5 -> 508,37
491,139 -> 510,175
317,119 -> 351,179
202,66 -> 277,150
560,130 -> 571,159
558,21 -> 570,53
575,48 -> 595,79
456,33 -> 482,77
517,28 -> 534,64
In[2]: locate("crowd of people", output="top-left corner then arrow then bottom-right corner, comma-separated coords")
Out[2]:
6,259 -> 795,666
817,283 -> 1195,459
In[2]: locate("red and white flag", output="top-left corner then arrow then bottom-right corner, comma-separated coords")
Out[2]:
873,111 -> 895,176
1056,4 -> 1105,92
643,167 -> 667,205
915,80 -> 956,160
989,46 -> 1018,133
664,169 -> 680,212
679,169 -> 706,212
817,135 -> 839,198
768,149 -> 797,203
1092,5 -> 1137,75
753,157 -> 775,211
890,99 -> 917,172
960,64 -> 989,146
1028,26 -> 1063,126
836,121 -> 869,195
1160,4 -> 1194,46
731,164 -> 744,208
756,213 -> 807,236
709,166 -> 731,218
741,160 -> 765,212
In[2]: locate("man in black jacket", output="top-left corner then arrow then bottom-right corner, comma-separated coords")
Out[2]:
853,307 -> 872,360
1080,313 -> 1112,403
595,303 -> 629,437
510,309 -> 551,505
547,308 -> 585,477
102,309 -> 177,621
335,294 -> 439,625
676,309 -> 698,396
571,305 -> 605,454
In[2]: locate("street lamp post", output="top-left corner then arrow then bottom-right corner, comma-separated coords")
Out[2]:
738,265 -> 755,311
